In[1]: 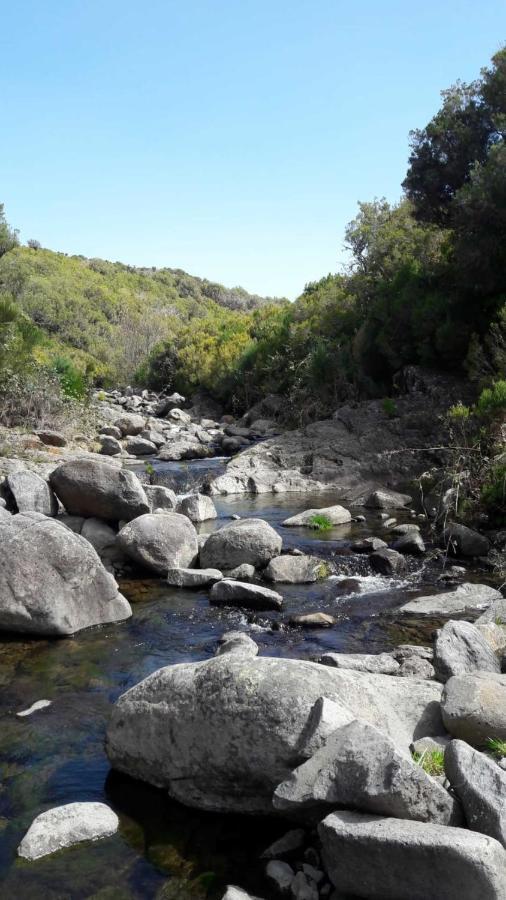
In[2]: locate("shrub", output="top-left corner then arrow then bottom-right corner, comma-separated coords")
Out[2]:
481,462 -> 506,525
476,379 -> 506,417
308,514 -> 333,531
382,397 -> 398,418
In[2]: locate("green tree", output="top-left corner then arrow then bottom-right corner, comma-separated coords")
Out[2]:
0,204 -> 19,258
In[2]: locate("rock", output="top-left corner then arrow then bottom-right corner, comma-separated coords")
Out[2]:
0,506 -> 10,521
155,393 -> 186,416
117,513 -> 198,575
290,872 -> 318,900
177,493 -> 218,522
210,579 -> 283,611
17,802 -> 118,860
350,537 -> 387,553
140,429 -> 166,447
434,620 -> 501,681
99,435 -> 122,456
274,719 -> 461,825
216,631 -> 259,657
318,652 -> 400,675
145,484 -> 177,512
442,673 -> 506,744
58,514 -> 85,533
17,699 -> 52,717
397,582 -> 503,620
392,532 -> 426,555
0,513 -> 131,635
224,563 -> 256,580
392,644 -> 434,662
261,829 -> 306,859
35,430 -> 67,448
167,567 -> 223,587
266,860 -> 294,893
441,522 -> 490,557
445,739 -> 506,846
158,435 -> 212,461
384,517 -> 397,528
200,518 -> 282,570
297,696 -> 355,759
125,437 -> 157,456
392,523 -> 421,535
106,652 -> 446,814
50,460 -> 149,522
475,599 -> 506,626
114,414 -> 146,436
318,810 -> 506,900
100,425 -> 122,439
289,613 -> 335,628
411,734 -> 451,754
369,548 -> 407,576
397,657 -> 435,679
264,555 -> 329,583
477,622 -> 506,656
6,471 -> 58,516
166,408 -> 191,425
362,489 -> 412,508
222,888 -> 263,900
282,506 -> 351,527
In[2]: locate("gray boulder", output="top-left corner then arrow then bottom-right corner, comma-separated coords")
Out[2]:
140,429 -> 166,447
99,435 -> 122,456
224,563 -> 256,580
117,513 -> 198,575
216,631 -> 259,658
35,429 -> 67,448
177,493 -> 218,522
81,517 -> 117,555
362,489 -> 412,509
396,583 -> 502,620
392,531 -> 426,555
350,537 -> 387,553
167,567 -> 223,587
99,425 -> 122,439
318,652 -> 400,675
158,435 -> 211,461
476,599 -> 506,626
222,888 -> 264,900
397,657 -> 436,679
434,620 -> 501,682
274,719 -> 462,825
318,810 -> 506,900
445,739 -> 506,846
442,673 -> 506,744
6,471 -> 58,516
289,612 -> 335,628
125,437 -> 157,456
145,484 -> 177,512
18,802 -> 118,860
369,548 -> 407,575
442,522 -> 490,557
296,696 -> 354,758
50,459 -> 149,522
282,506 -> 351,527
264,555 -> 329,583
210,579 -> 283,611
114,414 -> 145,436
106,651 -> 446,814
0,513 -> 131,636
200,518 -> 282,570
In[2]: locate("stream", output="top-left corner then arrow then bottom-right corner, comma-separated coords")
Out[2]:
0,457 -> 496,899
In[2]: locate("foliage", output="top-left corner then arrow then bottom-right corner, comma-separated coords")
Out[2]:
412,749 -> 445,777
382,398 -> 398,418
307,514 -> 333,531
0,204 -> 18,258
486,738 -> 506,758
481,463 -> 506,526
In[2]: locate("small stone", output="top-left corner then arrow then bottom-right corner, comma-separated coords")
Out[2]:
290,872 -> 318,900
17,802 -> 118,860
167,567 -> 223,587
261,829 -> 306,859
17,699 -> 52,717
350,537 -> 388,553
266,859 -> 294,893
289,613 -> 335,628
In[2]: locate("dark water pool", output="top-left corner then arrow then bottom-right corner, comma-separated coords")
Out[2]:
0,459 -> 493,898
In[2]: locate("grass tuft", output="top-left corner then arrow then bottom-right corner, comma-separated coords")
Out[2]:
412,749 -> 445,777
486,738 -> 506,758
308,513 -> 333,531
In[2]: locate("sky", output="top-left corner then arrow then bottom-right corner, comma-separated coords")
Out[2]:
2,1 -> 506,299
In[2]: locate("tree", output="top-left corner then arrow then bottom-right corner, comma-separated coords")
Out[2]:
0,204 -> 19,258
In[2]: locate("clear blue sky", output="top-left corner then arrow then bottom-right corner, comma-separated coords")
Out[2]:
2,1 -> 505,299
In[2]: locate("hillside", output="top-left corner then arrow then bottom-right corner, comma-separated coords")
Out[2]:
0,244 -> 283,384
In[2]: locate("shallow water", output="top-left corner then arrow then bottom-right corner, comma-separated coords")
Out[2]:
0,458 -> 497,898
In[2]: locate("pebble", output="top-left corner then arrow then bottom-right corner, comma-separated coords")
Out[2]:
17,699 -> 52,717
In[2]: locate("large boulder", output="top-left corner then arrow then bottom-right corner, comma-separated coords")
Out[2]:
158,435 -> 211,461
264,555 -> 329,583
210,579 -> 283,611
434,620 -> 501,682
125,437 -> 157,456
441,522 -> 490,557
445,739 -> 506,846
282,506 -> 351,527
99,435 -> 122,456
396,583 -> 502,620
0,513 -> 131,635
318,652 -> 400,676
145,484 -> 177,512
18,802 -> 118,860
106,651 -> 446,814
114,414 -> 145,436
200,518 -> 282,570
50,459 -> 149,522
5,471 -> 58,516
273,719 -> 462,825
318,810 -> 506,900
117,513 -> 198,575
369,548 -> 407,576
442,673 -> 506,744
167,567 -> 223,588
177,493 -> 218,522
361,489 -> 412,509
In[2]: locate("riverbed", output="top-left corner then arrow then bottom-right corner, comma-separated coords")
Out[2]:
0,458 -> 495,899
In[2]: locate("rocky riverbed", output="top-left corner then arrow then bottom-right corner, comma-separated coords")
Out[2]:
0,381 -> 505,899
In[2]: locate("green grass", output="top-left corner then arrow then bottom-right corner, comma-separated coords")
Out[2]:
412,749 -> 445,777
382,397 -> 398,418
308,513 -> 333,531
486,738 -> 506,758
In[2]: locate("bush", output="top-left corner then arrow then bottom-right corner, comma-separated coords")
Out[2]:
476,379 -> 506,417
481,462 -> 506,526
